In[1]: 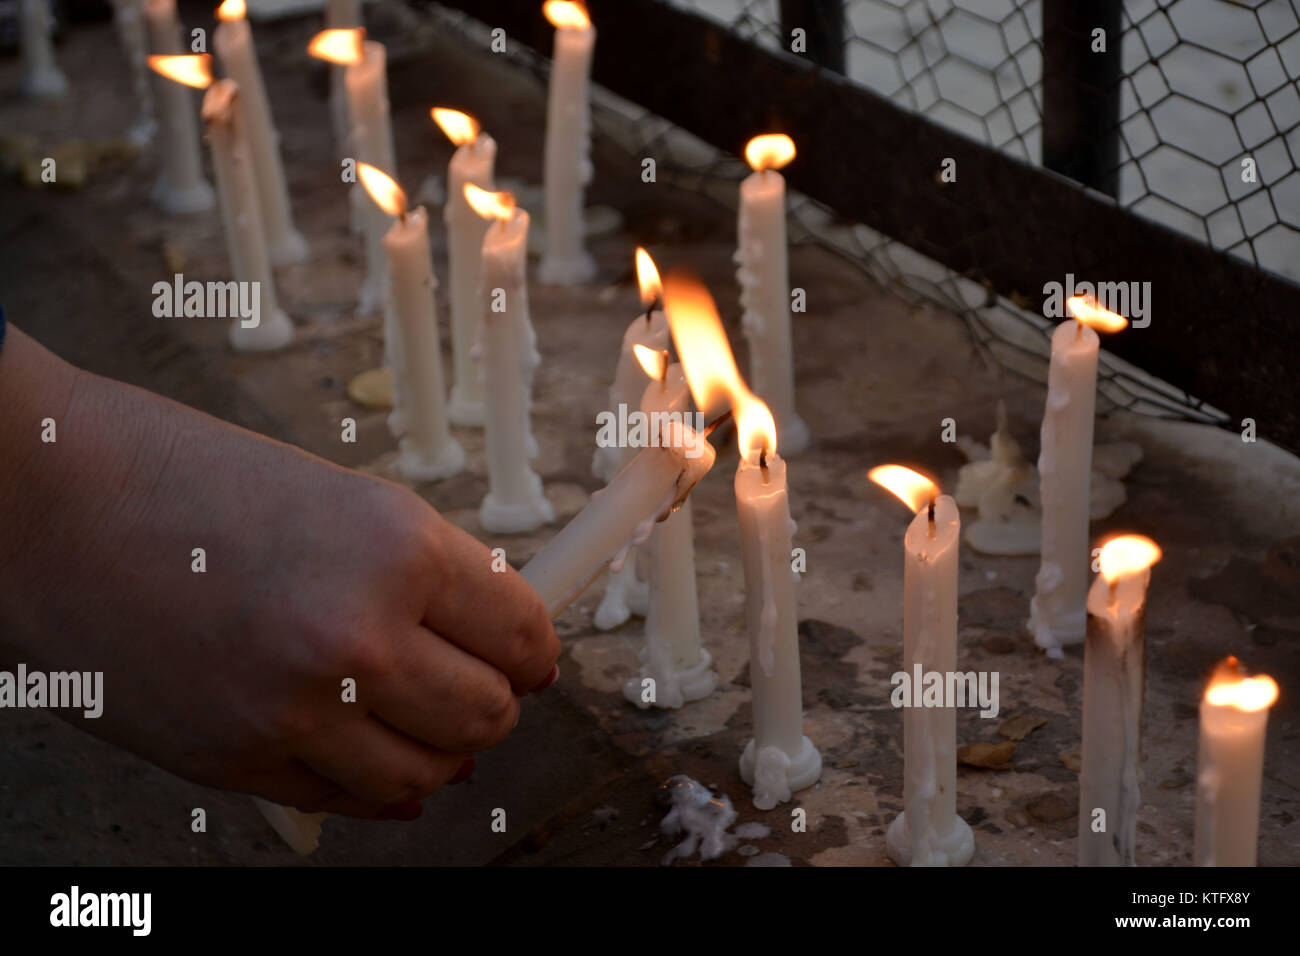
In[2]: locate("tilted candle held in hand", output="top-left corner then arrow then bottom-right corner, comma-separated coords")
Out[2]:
735,134 -> 808,455
464,185 -> 554,534
309,28 -> 396,320
144,0 -> 214,214
871,465 -> 974,867
1029,295 -> 1128,657
149,55 -> 293,351
620,346 -> 718,710
664,273 -> 820,809
1194,658 -> 1278,866
538,1 -> 597,285
593,249 -> 669,630
1078,533 -> 1160,866
215,0 -> 309,266
358,163 -> 465,482
434,109 -> 497,427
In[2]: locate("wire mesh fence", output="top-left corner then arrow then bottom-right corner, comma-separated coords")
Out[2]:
425,0 -> 1300,432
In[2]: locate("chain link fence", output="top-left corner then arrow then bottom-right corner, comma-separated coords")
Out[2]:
426,1 -> 1300,431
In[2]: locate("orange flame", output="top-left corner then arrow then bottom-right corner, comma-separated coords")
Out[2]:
308,28 -> 365,66
662,272 -> 746,418
1097,534 -> 1161,584
1205,657 -> 1279,712
543,0 -> 590,29
635,247 -> 662,309
735,393 -> 777,459
357,163 -> 406,218
431,108 -> 481,146
1067,295 -> 1128,334
633,344 -> 668,382
744,134 -> 795,172
216,0 -> 245,21
148,53 -> 214,90
869,465 -> 940,514
464,183 -> 515,221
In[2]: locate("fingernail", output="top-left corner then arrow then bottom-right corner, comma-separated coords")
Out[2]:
450,756 -> 475,785
378,801 -> 424,821
530,664 -> 560,694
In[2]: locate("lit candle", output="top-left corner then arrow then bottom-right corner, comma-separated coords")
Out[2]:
359,164 -> 465,481
665,273 -> 821,810
323,0 -> 360,146
1194,658 -> 1279,866
1078,534 -> 1161,867
215,0 -> 309,266
620,346 -> 718,710
433,108 -> 497,428
19,0 -> 68,98
870,465 -> 974,867
735,134 -> 809,455
593,248 -> 668,630
143,0 -> 214,214
464,185 -> 554,534
149,55 -> 293,351
521,417 -> 715,620
309,28 -> 397,319
1029,296 -> 1128,657
538,0 -> 597,286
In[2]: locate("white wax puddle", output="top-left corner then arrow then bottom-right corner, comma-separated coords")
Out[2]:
738,845 -> 761,857
658,776 -> 739,865
745,852 -> 792,867
735,822 -> 772,840
751,746 -> 793,811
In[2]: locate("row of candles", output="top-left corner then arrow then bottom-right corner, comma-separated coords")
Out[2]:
125,1 -> 1277,865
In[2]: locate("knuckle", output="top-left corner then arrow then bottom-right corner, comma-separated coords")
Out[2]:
465,670 -> 518,748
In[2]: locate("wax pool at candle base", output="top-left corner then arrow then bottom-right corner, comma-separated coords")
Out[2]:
885,494 -> 973,867
1029,319 -> 1100,657
735,452 -> 821,809
1078,567 -> 1148,867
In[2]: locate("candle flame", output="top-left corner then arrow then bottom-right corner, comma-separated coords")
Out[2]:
216,0 -> 245,21
147,53 -> 215,90
869,465 -> 940,514
633,344 -> 668,382
1205,657 -> 1279,712
543,0 -> 590,29
431,108 -> 481,146
744,134 -> 796,172
308,28 -> 365,66
357,162 -> 406,218
635,247 -> 662,309
735,394 -> 777,460
1097,534 -> 1161,584
1067,295 -> 1128,334
464,183 -> 515,222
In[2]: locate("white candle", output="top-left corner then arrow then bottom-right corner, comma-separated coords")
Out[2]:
1194,658 -> 1279,866
434,110 -> 497,428
1029,297 -> 1128,657
538,1 -> 596,286
19,0 -> 68,98
871,466 -> 974,867
359,164 -> 465,482
465,186 -> 554,534
663,272 -> 819,810
593,249 -> 669,630
522,420 -> 715,620
735,134 -> 808,455
324,0 -> 360,147
621,352 -> 717,710
253,798 -> 327,855
149,57 -> 292,351
144,0 -> 214,214
109,0 -> 157,146
1078,534 -> 1160,867
215,0 -> 308,266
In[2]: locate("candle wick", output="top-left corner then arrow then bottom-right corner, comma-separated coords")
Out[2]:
659,350 -> 669,384
646,296 -> 661,319
1075,318 -> 1083,341
928,496 -> 935,524
759,445 -> 771,485
702,409 -> 732,437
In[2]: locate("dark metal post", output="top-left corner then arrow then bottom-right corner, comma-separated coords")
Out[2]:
779,0 -> 844,73
1041,0 -> 1122,196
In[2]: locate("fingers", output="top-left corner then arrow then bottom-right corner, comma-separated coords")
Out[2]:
294,717 -> 470,808
239,759 -> 392,819
421,516 -> 560,695
370,625 -> 521,754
